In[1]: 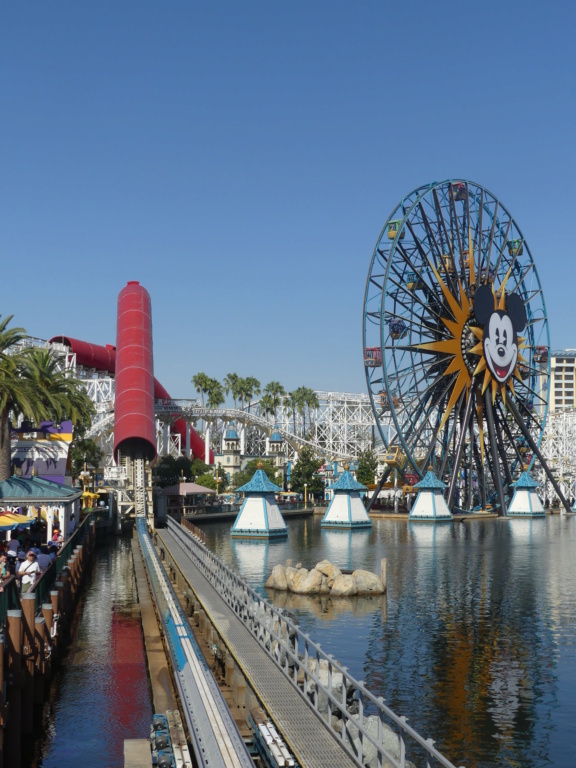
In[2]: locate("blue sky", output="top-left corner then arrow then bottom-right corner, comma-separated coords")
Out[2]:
1,2 -> 575,400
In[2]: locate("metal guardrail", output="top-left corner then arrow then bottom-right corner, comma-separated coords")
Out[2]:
166,517 -> 464,768
0,516 -> 92,626
33,515 -> 92,611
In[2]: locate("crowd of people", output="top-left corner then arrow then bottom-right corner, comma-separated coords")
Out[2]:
0,521 -> 65,594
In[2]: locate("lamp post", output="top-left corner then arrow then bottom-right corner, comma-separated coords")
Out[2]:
304,482 -> 308,506
79,463 -> 93,506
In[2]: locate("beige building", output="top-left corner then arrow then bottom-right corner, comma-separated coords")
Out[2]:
550,351 -> 576,412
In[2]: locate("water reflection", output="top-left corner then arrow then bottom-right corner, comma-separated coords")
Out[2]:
203,516 -> 576,768
322,528 -> 371,570
33,538 -> 152,768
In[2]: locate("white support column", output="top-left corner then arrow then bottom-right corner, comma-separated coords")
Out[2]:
205,424 -> 211,465
240,426 -> 246,455
265,437 -> 270,455
61,503 -> 70,541
163,422 -> 170,457
185,422 -> 191,459
46,507 -> 54,544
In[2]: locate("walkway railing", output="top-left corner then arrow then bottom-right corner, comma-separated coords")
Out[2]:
32,515 -> 93,611
0,515 -> 93,625
166,516 -> 463,768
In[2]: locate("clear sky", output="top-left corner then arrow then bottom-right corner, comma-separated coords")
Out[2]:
1,2 -> 575,401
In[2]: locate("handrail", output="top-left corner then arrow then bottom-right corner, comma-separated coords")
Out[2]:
0,576 -> 22,626
33,515 -> 92,611
166,516 -> 464,768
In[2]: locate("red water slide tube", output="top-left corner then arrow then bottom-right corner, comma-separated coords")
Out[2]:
113,281 -> 156,462
50,332 -> 212,463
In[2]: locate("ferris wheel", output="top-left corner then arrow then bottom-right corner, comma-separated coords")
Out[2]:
363,179 -> 569,513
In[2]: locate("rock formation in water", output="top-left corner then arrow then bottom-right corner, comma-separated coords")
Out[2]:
265,558 -> 386,596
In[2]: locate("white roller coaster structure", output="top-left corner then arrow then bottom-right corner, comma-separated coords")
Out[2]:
13,338 -> 576,499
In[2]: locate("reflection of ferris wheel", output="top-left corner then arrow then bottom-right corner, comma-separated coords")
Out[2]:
363,179 -> 570,513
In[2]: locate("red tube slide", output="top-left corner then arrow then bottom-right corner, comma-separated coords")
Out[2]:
50,317 -> 212,462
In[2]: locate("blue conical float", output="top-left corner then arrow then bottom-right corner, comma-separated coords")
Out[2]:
409,468 -> 453,522
321,469 -> 372,529
231,468 -> 288,539
507,471 -> 545,517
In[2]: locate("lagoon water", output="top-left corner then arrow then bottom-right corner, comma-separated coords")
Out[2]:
32,538 -> 152,768
203,515 -> 576,768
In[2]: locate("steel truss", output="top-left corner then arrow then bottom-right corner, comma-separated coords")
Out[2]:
538,407 -> 576,503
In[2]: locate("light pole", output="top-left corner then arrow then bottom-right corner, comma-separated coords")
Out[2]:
304,482 -> 308,506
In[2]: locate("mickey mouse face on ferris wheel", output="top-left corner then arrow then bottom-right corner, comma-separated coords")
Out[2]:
474,285 -> 527,385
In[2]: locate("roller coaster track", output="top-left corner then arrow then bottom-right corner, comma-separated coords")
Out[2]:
88,401 -> 352,459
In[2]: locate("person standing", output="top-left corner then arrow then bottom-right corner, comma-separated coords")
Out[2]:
17,550 -> 40,593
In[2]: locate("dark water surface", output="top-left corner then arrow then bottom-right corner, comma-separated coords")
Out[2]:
33,537 -> 152,768
203,515 -> 576,768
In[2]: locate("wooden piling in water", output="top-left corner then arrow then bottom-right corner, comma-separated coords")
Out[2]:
6,610 -> 22,768
21,595 -> 36,735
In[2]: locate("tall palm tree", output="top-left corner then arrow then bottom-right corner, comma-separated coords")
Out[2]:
192,372 -> 211,407
241,377 -> 261,412
285,391 -> 301,436
263,381 -> 286,419
223,372 -> 241,408
260,394 -> 275,423
303,387 -> 320,437
0,318 -> 94,481
206,379 -> 225,409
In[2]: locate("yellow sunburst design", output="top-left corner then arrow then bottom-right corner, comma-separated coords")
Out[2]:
417,264 -> 473,428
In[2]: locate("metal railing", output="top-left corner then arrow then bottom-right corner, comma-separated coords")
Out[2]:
32,515 -> 92,611
166,516 -> 464,768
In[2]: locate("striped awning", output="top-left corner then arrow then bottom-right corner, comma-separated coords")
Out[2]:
0,512 -> 33,531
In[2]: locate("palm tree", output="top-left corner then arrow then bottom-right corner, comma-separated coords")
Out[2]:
191,372 -> 211,407
303,387 -> 319,437
240,376 -> 261,412
0,318 -> 94,481
260,394 -> 275,423
285,391 -> 301,436
223,372 -> 241,408
27,349 -> 94,426
206,379 -> 225,409
263,381 -> 286,419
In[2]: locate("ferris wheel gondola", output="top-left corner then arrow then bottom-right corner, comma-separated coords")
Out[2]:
363,179 -> 570,514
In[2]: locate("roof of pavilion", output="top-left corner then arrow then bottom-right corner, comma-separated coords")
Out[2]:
327,469 -> 367,492
0,476 -> 82,504
510,471 -> 540,489
236,469 -> 282,494
414,469 -> 446,490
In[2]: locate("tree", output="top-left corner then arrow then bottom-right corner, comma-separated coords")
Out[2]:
206,378 -> 225,409
263,381 -> 286,419
240,376 -> 261,411
290,446 -> 323,496
69,434 -> 103,479
195,465 -> 228,492
224,372 -> 242,408
284,391 -> 301,435
191,372 -> 211,407
232,458 -> 279,490
356,449 -> 378,486
195,472 -> 217,490
0,318 -> 94,481
259,393 -> 275,422
301,387 -> 319,437
154,455 -> 212,487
